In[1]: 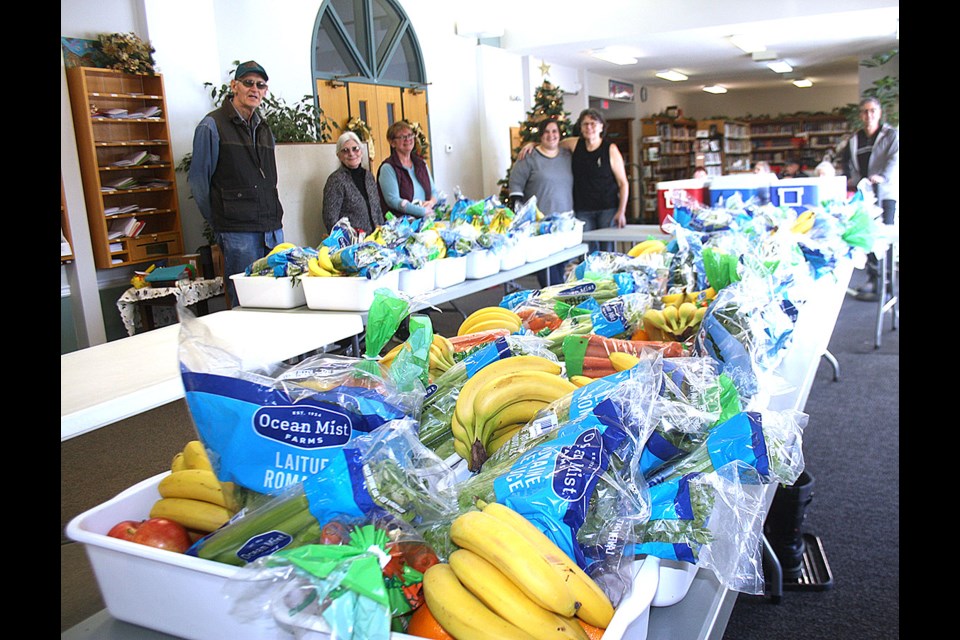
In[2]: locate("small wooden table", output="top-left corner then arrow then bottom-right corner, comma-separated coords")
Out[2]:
116,278 -> 224,336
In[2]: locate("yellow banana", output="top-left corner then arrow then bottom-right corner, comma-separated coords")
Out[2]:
627,239 -> 665,257
307,257 -> 333,277
486,424 -> 524,455
171,451 -> 187,473
475,399 -> 549,450
317,245 -> 338,273
661,292 -> 686,306
450,510 -> 578,617
609,352 -> 640,372
449,550 -> 588,640
458,316 -> 521,337
455,355 -> 562,447
662,305 -> 681,335
182,440 -> 214,472
642,308 -> 668,331
267,242 -> 296,256
149,497 -> 232,533
158,469 -> 232,509
423,564 -> 537,640
677,302 -> 699,330
480,501 -> 615,629
453,437 -> 472,462
472,371 -> 577,427
791,210 -> 816,234
458,307 -> 523,335
569,375 -> 595,388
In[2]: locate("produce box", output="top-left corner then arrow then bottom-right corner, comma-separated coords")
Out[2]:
230,274 -> 307,309
464,249 -> 500,279
301,270 -> 401,311
656,178 -> 707,224
524,234 -> 555,262
771,176 -> 847,214
498,242 -> 526,271
398,261 -> 438,296
433,255 -> 467,288
65,473 -> 422,640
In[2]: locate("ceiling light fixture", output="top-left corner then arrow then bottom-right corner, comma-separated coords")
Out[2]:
588,46 -> 640,66
655,70 -> 688,82
767,60 -> 793,74
793,79 -> 813,88
729,35 -> 766,54
703,85 -> 727,94
751,50 -> 777,62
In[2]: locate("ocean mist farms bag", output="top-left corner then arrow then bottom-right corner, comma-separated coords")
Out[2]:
177,311 -> 424,496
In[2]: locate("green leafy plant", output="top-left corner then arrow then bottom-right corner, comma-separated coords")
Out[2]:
95,32 -> 156,74
842,49 -> 900,128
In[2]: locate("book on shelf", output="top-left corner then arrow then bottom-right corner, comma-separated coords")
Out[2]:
109,242 -> 123,252
104,176 -> 139,190
110,150 -> 159,167
104,204 -> 139,216
128,105 -> 161,119
97,108 -> 129,118
108,217 -> 142,238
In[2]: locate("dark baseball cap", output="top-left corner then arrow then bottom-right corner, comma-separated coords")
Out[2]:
235,61 -> 268,81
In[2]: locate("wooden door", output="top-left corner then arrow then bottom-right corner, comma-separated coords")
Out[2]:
402,88 -> 431,166
348,82 -> 402,171
316,79 -> 349,141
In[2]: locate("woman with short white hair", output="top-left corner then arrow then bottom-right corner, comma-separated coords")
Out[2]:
322,131 -> 385,235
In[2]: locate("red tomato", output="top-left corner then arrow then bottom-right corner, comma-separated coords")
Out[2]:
107,518 -> 192,553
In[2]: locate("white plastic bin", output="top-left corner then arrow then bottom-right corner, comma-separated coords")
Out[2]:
433,256 -> 467,289
398,261 -> 438,296
301,270 -> 401,311
230,274 -> 306,309
465,249 -> 500,279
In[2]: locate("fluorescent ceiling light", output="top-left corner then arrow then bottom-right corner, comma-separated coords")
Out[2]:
655,70 -> 688,82
703,85 -> 727,94
729,35 -> 766,53
793,79 -> 814,88
767,60 -> 793,73
751,50 -> 777,61
589,46 -> 640,65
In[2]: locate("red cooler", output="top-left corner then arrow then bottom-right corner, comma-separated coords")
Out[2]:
657,179 -> 707,224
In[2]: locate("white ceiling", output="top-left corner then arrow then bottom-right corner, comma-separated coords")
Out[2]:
451,0 -> 899,94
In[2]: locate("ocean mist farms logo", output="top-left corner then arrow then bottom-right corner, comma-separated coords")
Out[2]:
253,405 -> 353,448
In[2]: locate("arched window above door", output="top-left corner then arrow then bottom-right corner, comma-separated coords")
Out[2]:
312,0 -> 426,86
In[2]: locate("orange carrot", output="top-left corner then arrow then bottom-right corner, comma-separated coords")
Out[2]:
447,328 -> 510,352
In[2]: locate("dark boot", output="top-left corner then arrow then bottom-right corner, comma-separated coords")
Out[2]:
764,470 -> 816,581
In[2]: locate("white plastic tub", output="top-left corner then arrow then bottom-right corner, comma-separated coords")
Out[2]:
66,473 -> 421,640
525,234 -> 558,262
398,261 -> 438,296
231,274 -> 307,309
464,249 -> 500,279
433,255 -> 467,289
301,270 -> 401,311
498,242 -> 526,271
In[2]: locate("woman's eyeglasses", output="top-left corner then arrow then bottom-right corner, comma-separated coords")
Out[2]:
239,79 -> 268,90
340,146 -> 362,154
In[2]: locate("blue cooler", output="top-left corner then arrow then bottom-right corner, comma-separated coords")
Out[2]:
772,177 -> 847,213
707,174 -> 774,208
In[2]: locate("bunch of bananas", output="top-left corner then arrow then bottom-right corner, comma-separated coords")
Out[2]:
642,302 -> 707,342
790,210 -> 816,234
422,501 -> 614,639
457,306 -> 522,337
452,355 -> 575,472
149,441 -> 239,535
306,245 -> 340,278
489,208 -> 513,234
627,238 -> 667,257
380,333 -> 457,381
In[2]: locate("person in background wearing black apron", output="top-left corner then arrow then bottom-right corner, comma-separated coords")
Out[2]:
843,97 -> 899,301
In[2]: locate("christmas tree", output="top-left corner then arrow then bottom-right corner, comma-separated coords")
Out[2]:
498,80 -> 574,201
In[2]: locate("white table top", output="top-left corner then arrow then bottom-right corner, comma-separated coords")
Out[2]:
61,309 -> 364,442
581,224 -> 671,243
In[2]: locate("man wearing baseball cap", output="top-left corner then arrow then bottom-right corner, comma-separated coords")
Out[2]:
188,60 -> 284,305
